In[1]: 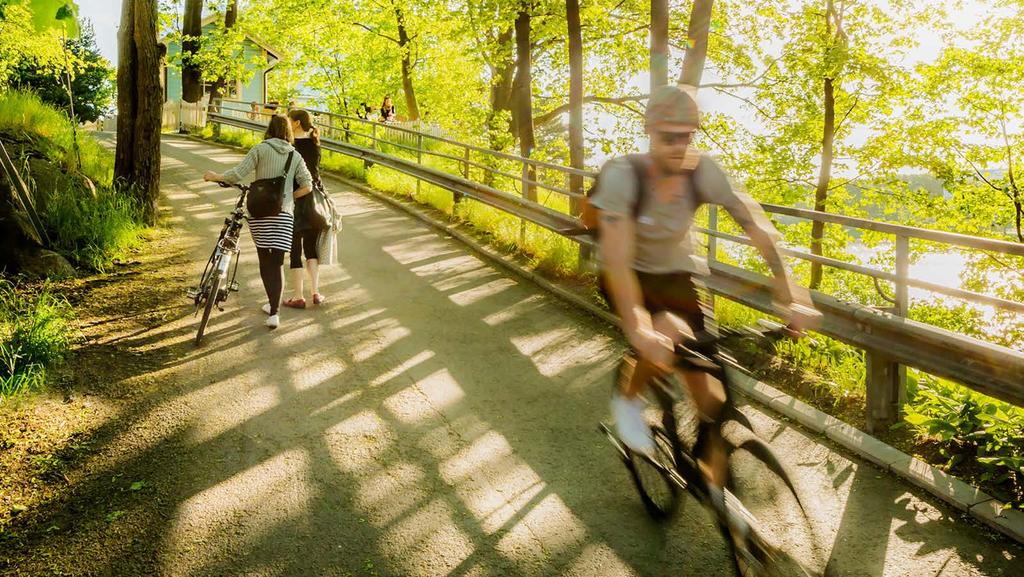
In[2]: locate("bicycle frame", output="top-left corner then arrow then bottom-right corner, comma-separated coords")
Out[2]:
189,183 -> 249,345
601,323 -> 816,577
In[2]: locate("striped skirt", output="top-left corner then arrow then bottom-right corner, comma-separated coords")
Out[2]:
248,212 -> 294,252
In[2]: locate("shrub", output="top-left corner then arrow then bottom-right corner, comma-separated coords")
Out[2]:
0,280 -> 74,398
902,372 -> 1024,508
35,179 -> 145,271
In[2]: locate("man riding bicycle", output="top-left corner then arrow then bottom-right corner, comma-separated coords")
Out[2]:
592,84 -> 819,516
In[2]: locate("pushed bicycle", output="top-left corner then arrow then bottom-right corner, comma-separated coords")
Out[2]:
187,182 -> 248,345
601,321 -> 822,577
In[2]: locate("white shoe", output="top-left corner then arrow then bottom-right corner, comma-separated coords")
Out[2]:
262,303 -> 273,315
266,314 -> 280,329
611,393 -> 655,455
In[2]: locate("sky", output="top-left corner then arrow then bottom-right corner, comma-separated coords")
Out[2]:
77,0 -> 120,64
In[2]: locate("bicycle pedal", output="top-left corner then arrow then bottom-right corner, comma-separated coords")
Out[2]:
185,287 -> 199,299
227,281 -> 240,292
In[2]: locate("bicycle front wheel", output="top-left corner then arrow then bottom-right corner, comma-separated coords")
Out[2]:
195,272 -> 221,346
624,426 -> 680,520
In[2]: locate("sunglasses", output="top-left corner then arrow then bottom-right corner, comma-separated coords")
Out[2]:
657,131 -> 695,145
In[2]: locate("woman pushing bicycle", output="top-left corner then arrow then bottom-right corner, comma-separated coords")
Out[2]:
204,115 -> 313,329
589,84 -> 820,521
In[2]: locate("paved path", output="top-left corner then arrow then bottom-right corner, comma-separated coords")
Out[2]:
53,135 -> 1024,576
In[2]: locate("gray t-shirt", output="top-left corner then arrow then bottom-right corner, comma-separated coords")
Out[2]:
589,153 -> 777,275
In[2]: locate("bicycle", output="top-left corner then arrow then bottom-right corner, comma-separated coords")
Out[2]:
186,182 -> 248,346
600,321 -> 821,577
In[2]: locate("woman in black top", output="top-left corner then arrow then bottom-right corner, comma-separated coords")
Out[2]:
283,109 -> 325,308
380,95 -> 396,123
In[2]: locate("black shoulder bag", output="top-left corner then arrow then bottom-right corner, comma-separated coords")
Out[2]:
246,151 -> 295,219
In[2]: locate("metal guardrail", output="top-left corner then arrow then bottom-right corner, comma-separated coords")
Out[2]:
206,101 -> 1024,430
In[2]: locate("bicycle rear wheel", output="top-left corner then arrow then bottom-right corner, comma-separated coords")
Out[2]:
195,272 -> 221,346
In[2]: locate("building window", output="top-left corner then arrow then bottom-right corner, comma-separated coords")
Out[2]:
203,81 -> 239,99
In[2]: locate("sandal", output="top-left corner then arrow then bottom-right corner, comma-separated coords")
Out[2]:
283,297 -> 306,309
312,293 -> 326,305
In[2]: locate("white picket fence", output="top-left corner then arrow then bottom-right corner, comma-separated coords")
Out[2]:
162,96 -> 210,132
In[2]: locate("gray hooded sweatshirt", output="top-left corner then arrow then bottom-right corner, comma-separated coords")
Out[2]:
221,138 -> 313,214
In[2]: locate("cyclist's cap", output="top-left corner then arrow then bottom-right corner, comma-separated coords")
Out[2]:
645,84 -> 699,130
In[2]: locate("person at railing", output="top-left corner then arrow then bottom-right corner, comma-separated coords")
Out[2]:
203,115 -> 313,330
592,84 -> 820,527
248,101 -> 259,120
379,95 -> 396,123
356,102 -> 370,120
283,109 -> 327,309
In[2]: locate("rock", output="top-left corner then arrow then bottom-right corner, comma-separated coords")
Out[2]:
16,248 -> 77,280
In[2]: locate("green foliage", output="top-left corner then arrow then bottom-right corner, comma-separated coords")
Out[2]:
0,90 -> 112,185
0,91 -> 146,269
320,150 -> 366,181
0,1 -> 66,87
716,298 -> 866,401
10,23 -> 114,123
36,180 -> 145,271
160,1 -> 260,93
903,371 -> 1024,507
0,280 -> 74,399
24,0 -> 80,36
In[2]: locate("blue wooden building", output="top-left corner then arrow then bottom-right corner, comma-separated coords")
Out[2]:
161,15 -> 280,105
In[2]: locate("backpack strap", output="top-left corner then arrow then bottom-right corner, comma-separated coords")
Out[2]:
563,154 -> 651,237
282,151 -> 295,176
622,154 -> 650,221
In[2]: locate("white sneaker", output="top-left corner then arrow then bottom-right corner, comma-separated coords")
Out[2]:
266,314 -> 280,329
611,393 -> 655,455
262,303 -> 273,315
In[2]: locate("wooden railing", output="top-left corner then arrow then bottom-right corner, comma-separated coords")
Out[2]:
207,100 -> 1024,432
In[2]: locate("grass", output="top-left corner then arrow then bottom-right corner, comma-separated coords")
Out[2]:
34,180 -> 145,271
0,90 -> 112,187
0,90 -> 146,271
0,280 -> 74,399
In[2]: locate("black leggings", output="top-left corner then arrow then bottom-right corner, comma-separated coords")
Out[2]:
257,248 -> 285,314
289,229 -> 320,269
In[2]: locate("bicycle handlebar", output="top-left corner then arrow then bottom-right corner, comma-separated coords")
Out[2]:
214,181 -> 249,211
673,320 -> 806,373
217,181 -> 249,192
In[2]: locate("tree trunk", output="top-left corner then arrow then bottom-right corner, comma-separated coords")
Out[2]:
1000,121 -> 1024,242
566,0 -> 584,215
678,0 -> 713,87
650,0 -> 669,93
115,0 -> 136,179
115,0 -> 162,224
487,27 -> 516,149
809,75 -> 835,290
514,2 -> 536,202
181,0 -> 203,103
395,4 -> 420,121
209,0 -> 237,103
